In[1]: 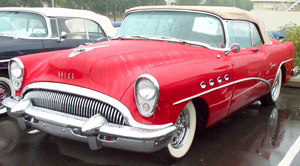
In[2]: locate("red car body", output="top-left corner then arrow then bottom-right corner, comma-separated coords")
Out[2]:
3,6 -> 295,164
14,39 -> 294,126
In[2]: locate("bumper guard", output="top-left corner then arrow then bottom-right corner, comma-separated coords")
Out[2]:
2,97 -> 176,153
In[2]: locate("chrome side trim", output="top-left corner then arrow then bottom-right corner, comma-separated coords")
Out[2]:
173,58 -> 294,105
173,77 -> 271,105
20,82 -> 172,130
274,58 -> 294,86
0,60 -> 10,63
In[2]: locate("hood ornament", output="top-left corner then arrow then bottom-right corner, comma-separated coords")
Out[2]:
69,45 -> 109,58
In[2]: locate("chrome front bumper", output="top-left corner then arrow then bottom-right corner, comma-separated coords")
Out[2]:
3,97 -> 176,153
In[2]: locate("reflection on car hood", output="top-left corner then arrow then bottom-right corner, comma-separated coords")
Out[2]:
19,40 -> 212,100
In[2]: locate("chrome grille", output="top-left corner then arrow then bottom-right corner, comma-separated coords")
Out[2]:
24,90 -> 126,125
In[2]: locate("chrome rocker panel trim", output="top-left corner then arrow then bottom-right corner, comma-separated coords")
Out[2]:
2,97 -> 176,153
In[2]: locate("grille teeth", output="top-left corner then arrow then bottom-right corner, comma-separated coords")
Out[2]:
24,90 -> 126,125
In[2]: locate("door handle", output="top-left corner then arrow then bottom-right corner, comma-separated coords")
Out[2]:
251,48 -> 260,52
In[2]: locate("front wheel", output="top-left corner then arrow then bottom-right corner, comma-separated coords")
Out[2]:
0,77 -> 15,117
260,69 -> 282,106
155,101 -> 197,165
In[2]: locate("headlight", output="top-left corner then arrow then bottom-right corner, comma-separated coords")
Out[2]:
137,79 -> 156,100
9,58 -> 24,91
11,61 -> 22,78
135,74 -> 159,117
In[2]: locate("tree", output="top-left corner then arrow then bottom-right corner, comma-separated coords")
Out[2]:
176,0 -> 201,5
0,0 -> 21,7
19,0 -> 43,7
280,22 -> 300,74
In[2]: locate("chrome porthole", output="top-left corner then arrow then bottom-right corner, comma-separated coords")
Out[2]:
200,81 -> 206,89
217,76 -> 222,83
224,74 -> 229,81
209,79 -> 214,86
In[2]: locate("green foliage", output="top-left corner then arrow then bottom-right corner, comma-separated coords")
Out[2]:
280,22 -> 300,73
0,0 -> 21,6
177,0 -> 201,5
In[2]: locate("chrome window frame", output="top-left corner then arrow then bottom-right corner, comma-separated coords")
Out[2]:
0,11 -> 50,39
49,18 -> 59,38
225,20 -> 265,48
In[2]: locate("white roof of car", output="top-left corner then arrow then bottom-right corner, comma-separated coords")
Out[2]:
0,7 -> 116,37
125,6 -> 271,44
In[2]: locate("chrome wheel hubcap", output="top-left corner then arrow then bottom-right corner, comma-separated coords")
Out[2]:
272,75 -> 279,97
171,107 -> 190,148
0,82 -> 11,109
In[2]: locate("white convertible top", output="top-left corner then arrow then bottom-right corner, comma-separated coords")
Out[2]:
0,7 -> 116,37
125,6 -> 271,44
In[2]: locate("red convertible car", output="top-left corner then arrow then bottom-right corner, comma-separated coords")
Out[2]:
2,6 -> 295,164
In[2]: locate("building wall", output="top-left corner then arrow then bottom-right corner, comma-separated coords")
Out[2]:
252,0 -> 300,11
293,3 -> 300,11
253,2 -> 282,11
251,10 -> 300,30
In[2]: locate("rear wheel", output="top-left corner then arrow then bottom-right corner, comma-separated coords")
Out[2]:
260,69 -> 282,106
0,77 -> 14,117
155,101 -> 197,165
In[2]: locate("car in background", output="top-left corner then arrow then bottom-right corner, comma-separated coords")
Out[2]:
0,7 -> 116,116
111,22 -> 121,30
271,30 -> 286,40
266,29 -> 275,39
2,6 -> 295,164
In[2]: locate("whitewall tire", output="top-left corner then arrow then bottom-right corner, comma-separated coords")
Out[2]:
260,69 -> 282,106
155,101 -> 197,165
0,77 -> 15,116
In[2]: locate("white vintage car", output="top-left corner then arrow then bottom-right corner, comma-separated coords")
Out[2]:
0,7 -> 116,116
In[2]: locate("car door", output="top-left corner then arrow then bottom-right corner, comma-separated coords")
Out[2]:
42,18 -> 107,51
226,21 -> 265,115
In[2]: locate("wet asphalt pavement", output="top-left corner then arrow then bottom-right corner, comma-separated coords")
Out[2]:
0,86 -> 300,166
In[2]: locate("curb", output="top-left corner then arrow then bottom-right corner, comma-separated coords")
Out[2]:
283,77 -> 300,88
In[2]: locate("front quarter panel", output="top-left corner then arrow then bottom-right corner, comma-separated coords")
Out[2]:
120,49 -> 233,126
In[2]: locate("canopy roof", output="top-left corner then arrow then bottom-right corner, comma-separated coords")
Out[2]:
0,7 -> 116,37
125,6 -> 271,44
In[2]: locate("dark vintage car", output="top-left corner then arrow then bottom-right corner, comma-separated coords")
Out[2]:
0,7 -> 116,115
2,6 -> 296,164
111,22 -> 122,30
271,30 -> 286,40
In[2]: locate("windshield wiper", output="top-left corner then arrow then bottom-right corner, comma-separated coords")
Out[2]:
151,36 -> 188,43
112,35 -> 150,40
112,35 -> 210,48
0,33 -> 14,38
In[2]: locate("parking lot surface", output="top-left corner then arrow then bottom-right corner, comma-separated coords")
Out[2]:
0,86 -> 300,166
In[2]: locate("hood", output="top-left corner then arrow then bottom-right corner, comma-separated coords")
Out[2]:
19,40 -> 212,100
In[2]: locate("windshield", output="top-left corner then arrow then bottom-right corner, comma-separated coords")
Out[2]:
116,11 -> 225,48
0,11 -> 47,38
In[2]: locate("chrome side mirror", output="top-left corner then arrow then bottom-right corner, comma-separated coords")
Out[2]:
58,31 -> 67,42
225,43 -> 241,55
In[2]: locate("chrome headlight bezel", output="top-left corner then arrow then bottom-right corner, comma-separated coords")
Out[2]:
9,58 -> 24,91
134,74 -> 159,117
